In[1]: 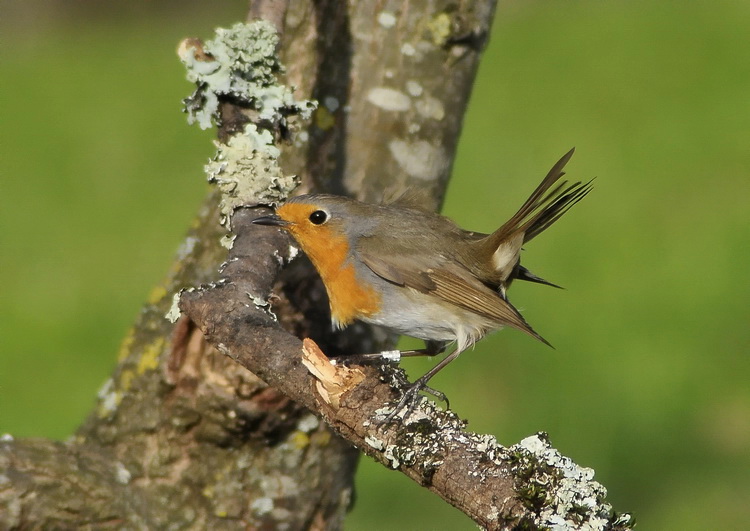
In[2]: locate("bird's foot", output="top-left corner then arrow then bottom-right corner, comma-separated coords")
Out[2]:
379,377 -> 450,425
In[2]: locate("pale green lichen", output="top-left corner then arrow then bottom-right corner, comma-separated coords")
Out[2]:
114,462 -> 132,485
377,11 -> 397,29
290,431 -> 310,449
509,433 -> 635,530
427,13 -> 452,46
364,435 -> 385,451
180,21 -> 316,129
166,292 -> 183,323
250,497 -> 274,516
297,414 -> 319,433
174,20 -> 314,319
116,327 -> 136,361
313,106 -> 336,130
219,234 -> 236,250
388,138 -> 447,180
367,87 -> 411,111
147,284 -> 168,305
137,338 -> 164,374
205,123 -> 299,227
96,378 -> 119,417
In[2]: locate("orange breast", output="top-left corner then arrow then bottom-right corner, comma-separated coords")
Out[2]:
290,224 -> 381,327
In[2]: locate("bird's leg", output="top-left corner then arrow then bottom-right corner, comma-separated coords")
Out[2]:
380,347 -> 463,424
402,339 -> 448,358
331,340 -> 447,365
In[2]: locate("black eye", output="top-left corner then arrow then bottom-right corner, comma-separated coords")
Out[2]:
309,210 -> 328,225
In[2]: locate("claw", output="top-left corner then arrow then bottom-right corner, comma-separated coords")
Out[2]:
380,384 -> 424,424
422,384 -> 450,409
378,379 -> 450,425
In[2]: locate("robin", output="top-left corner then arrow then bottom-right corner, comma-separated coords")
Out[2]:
253,148 -> 591,420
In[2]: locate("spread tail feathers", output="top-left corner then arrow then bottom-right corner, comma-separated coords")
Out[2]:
471,149 -> 592,283
490,148 -> 592,246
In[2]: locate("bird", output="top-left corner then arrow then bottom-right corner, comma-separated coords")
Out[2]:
253,148 -> 592,421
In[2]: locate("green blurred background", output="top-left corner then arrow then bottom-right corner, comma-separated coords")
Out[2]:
2,1 -> 749,529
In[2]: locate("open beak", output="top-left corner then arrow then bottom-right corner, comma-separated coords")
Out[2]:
252,214 -> 289,227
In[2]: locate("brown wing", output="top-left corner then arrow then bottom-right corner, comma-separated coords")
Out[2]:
358,248 -> 549,346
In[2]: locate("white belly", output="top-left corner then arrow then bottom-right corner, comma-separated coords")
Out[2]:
360,287 -> 500,353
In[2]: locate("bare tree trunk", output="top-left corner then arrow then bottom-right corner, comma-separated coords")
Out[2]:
0,2 -> 633,530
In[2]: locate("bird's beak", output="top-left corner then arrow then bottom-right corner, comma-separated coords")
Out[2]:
252,214 -> 289,227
